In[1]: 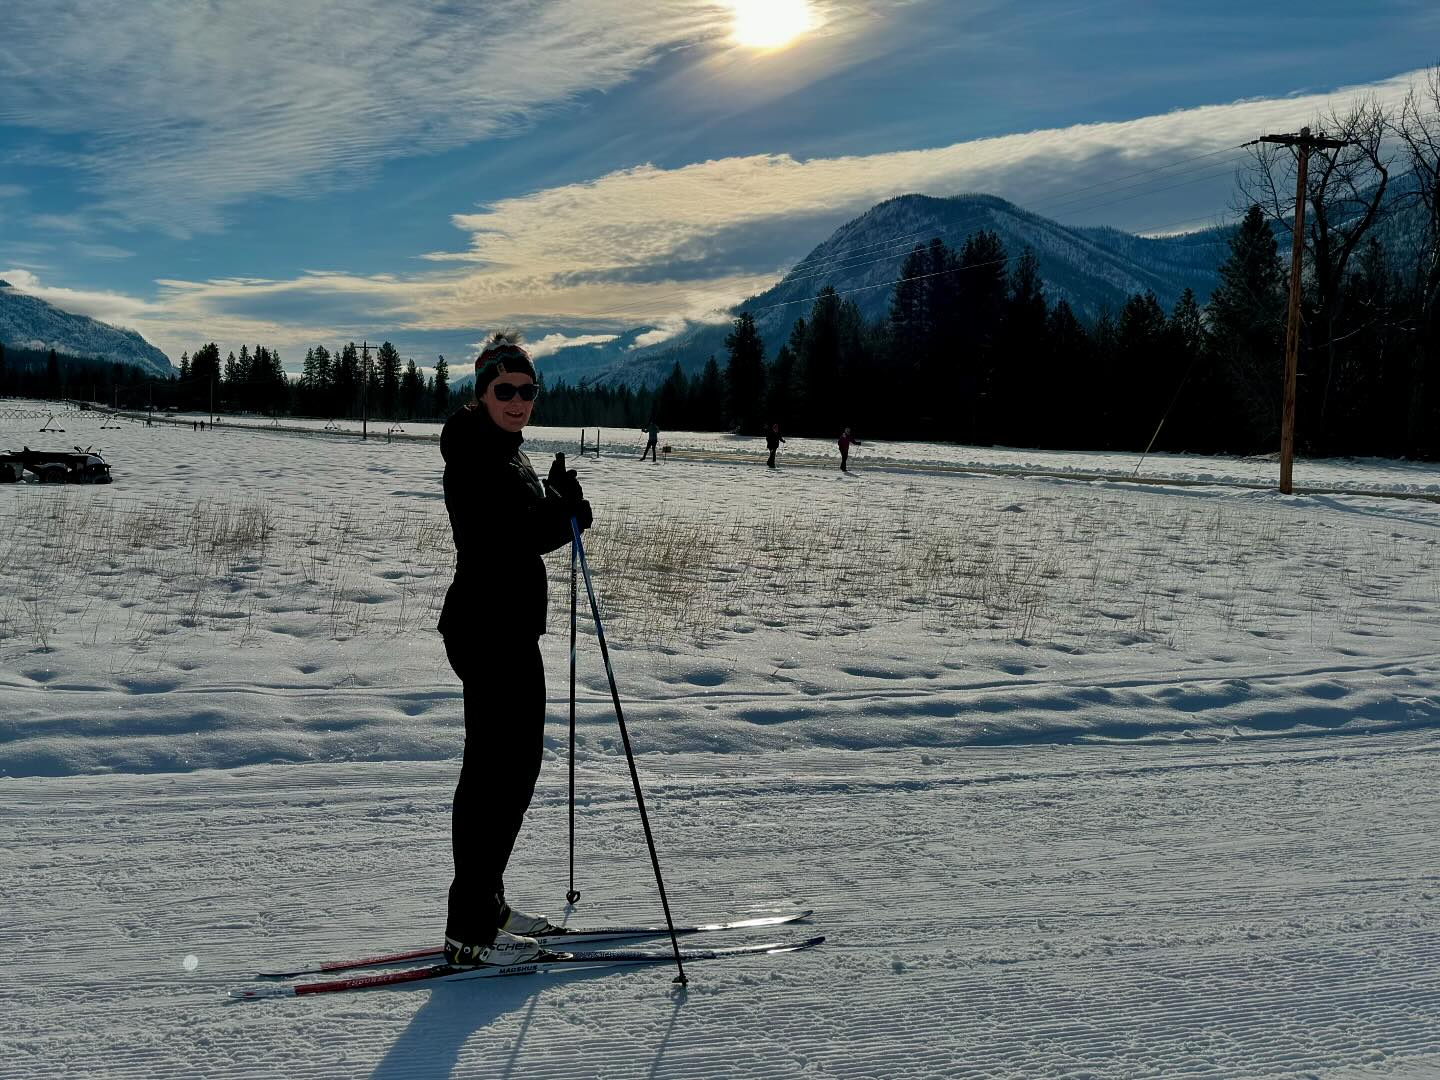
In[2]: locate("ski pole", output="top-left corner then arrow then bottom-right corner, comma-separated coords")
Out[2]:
571,519 -> 688,984
566,527 -> 580,906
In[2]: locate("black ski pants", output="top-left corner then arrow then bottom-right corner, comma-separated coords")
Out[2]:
443,633 -> 546,944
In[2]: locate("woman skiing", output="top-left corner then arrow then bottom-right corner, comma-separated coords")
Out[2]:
838,428 -> 861,472
436,331 -> 593,967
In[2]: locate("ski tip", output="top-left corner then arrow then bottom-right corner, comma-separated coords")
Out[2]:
230,984 -> 296,1002
768,935 -> 825,953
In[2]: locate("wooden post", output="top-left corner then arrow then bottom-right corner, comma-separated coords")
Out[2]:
360,341 -> 371,441
1279,129 -> 1310,495
1256,126 -> 1347,494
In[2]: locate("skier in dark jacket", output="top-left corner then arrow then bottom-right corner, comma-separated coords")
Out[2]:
640,421 -> 659,463
838,428 -> 861,472
437,331 -> 593,968
765,422 -> 786,469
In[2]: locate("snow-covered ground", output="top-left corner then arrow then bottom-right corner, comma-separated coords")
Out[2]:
3,402 -> 1438,1078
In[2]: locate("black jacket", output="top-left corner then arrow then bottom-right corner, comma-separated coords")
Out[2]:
437,405 -> 575,640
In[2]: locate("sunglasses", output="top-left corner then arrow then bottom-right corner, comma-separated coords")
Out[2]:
491,382 -> 539,402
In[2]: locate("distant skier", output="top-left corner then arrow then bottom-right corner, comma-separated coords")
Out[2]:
838,428 -> 861,472
437,331 -> 593,969
765,422 -> 786,469
640,421 -> 659,463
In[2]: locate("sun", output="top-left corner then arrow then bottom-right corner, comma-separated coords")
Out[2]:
728,0 -> 816,50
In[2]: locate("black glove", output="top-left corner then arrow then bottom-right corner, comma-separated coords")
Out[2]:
571,499 -> 594,532
546,452 -> 584,504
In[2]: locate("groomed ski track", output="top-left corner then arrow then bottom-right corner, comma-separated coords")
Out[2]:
4,732 -> 1438,1078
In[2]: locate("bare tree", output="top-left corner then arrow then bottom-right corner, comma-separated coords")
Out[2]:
1392,68 -> 1440,446
1239,98 -> 1393,442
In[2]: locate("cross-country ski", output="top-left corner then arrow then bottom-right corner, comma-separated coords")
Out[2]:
254,909 -> 813,978
234,936 -> 826,1000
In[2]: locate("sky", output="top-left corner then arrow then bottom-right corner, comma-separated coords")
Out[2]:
1,0 -> 1438,378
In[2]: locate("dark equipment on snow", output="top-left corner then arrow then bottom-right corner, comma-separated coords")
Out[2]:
0,446 -> 112,483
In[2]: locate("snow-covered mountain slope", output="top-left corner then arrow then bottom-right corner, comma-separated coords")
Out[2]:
547,193 -> 1228,389
0,279 -> 174,378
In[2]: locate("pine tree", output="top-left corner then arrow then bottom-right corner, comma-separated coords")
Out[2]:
1113,291 -> 1170,448
889,244 -> 930,376
1333,236 -> 1409,454
432,355 -> 449,417
1163,288 -> 1208,450
694,355 -> 725,430
1088,310 -> 1119,449
311,345 -> 334,416
801,287 -> 842,429
223,351 -> 240,405
766,343 -> 799,426
1043,299 -> 1092,448
261,347 -> 289,413
656,361 -> 687,429
335,343 -> 360,417
401,359 -> 422,420
954,231 -> 1008,443
723,312 -> 767,433
1206,204 -> 1285,451
376,342 -> 402,419
189,343 -> 222,412
45,348 -> 61,399
995,247 -> 1048,446
362,345 -> 381,417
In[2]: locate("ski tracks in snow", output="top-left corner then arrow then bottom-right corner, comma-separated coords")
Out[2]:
3,730 -> 1438,1078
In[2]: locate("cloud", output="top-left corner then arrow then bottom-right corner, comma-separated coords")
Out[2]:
71,243 -> 136,260
436,68 -> 1423,282
31,213 -> 91,234
1,268 -> 155,328
0,0 -> 745,234
522,333 -> 622,359
361,66 -> 1422,332
0,184 -> 27,199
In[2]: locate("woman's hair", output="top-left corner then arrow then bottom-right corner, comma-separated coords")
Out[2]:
484,329 -> 524,349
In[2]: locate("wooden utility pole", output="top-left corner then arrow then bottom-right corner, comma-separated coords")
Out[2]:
1256,126 -> 1349,494
360,341 -> 373,440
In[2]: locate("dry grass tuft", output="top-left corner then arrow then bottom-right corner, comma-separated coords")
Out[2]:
0,489 -> 1434,660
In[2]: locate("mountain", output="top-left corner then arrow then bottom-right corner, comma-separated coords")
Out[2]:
0,280 -> 174,378
457,326 -> 665,392
537,193 -> 1230,390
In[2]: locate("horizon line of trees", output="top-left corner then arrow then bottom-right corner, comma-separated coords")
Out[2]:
5,210 -> 1436,458
692,207 -> 1434,459
0,341 -> 157,404
0,339 -> 455,421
